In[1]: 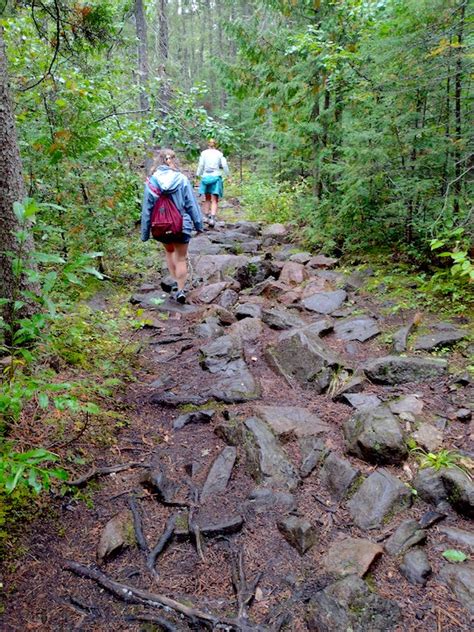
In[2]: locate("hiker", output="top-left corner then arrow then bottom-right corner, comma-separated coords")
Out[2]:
141,148 -> 203,304
196,138 -> 229,228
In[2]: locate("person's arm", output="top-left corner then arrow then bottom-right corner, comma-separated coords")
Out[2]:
220,155 -> 229,176
140,182 -> 156,242
183,178 -> 203,231
196,152 -> 204,177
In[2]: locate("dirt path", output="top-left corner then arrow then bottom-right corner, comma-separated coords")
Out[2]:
1,209 -> 473,631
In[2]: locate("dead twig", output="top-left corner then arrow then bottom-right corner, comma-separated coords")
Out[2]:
128,494 -> 148,553
231,548 -> 262,622
64,561 -> 226,628
124,612 -> 185,632
147,514 -> 177,576
67,462 -> 148,487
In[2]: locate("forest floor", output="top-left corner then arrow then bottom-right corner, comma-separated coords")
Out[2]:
1,196 -> 473,632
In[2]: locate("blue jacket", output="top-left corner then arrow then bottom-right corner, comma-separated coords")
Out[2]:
141,166 -> 203,241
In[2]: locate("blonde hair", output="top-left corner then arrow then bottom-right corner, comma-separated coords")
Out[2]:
149,148 -> 179,173
207,138 -> 217,148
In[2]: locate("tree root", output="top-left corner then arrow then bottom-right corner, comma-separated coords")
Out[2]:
231,548 -> 262,623
67,462 -> 148,487
147,514 -> 177,575
128,494 -> 149,553
124,611 -> 187,632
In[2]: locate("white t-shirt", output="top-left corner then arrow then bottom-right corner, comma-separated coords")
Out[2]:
196,148 -> 229,177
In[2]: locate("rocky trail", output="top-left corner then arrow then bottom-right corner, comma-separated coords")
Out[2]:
2,204 -> 473,631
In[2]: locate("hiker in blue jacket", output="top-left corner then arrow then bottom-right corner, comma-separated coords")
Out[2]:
141,148 -> 203,304
196,138 -> 229,228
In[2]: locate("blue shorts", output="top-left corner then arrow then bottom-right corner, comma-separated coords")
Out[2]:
199,175 -> 224,198
156,232 -> 191,244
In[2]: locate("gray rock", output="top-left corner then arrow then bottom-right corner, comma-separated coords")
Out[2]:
413,329 -> 466,351
332,375 -> 366,402
266,328 -> 342,393
341,393 -> 382,409
193,254 -> 249,284
455,408 -> 472,423
305,318 -> 334,337
364,355 -> 447,384
344,405 -> 408,464
320,452 -> 360,501
203,304 -> 237,325
343,270 -> 371,291
384,519 -> 427,556
438,526 -> 474,551
194,281 -> 228,304
246,487 -> 297,514
439,562 -> 474,615
290,251 -> 312,264
150,390 -> 209,407
262,223 -> 288,238
228,317 -> 263,343
392,322 -> 416,353
277,515 -> 317,554
413,467 -> 448,507
348,469 -> 412,530
174,515 -> 244,539
200,335 -> 242,373
201,447 -> 237,501
218,289 -> 239,309
261,307 -> 306,330
210,359 -> 260,403
418,510 -> 446,529
234,303 -> 263,320
194,317 -> 224,339
400,548 -> 432,586
97,510 -> 134,564
302,290 -> 347,315
214,419 -> 246,446
299,437 -> 328,478
334,318 -> 381,342
188,234 -> 222,255
255,405 -> 329,439
412,423 -> 443,452
322,538 -> 383,578
232,221 -> 261,237
307,575 -> 401,632
173,409 -> 215,430
140,457 -> 182,504
414,467 -> 474,518
389,395 -> 424,416
307,255 -> 339,269
244,417 -> 300,491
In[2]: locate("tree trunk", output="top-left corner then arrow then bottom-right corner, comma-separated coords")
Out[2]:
453,1 -> 465,215
157,0 -> 169,114
0,27 -> 37,336
134,0 -> 150,114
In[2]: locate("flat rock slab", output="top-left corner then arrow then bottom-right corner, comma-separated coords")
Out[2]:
400,548 -> 432,586
320,452 -> 360,501
97,510 -> 134,564
344,405 -> 407,464
261,307 -> 306,330
307,575 -> 401,632
299,437 -> 328,478
364,355 -> 448,384
322,537 -> 383,578
389,395 -> 424,416
438,526 -> 474,551
302,290 -> 347,315
193,254 -> 249,283
266,328 -> 342,393
348,469 -> 412,530
384,519 -> 426,556
131,292 -> 198,314
173,409 -> 215,430
412,422 -> 443,452
341,393 -> 382,409
255,405 -> 329,438
278,516 -> 317,554
234,303 -> 263,320
201,447 -> 237,501
413,329 -> 466,351
210,359 -> 260,403
439,562 -> 474,615
228,317 -> 263,342
334,317 -> 380,342
244,417 -> 300,491
194,282 -> 228,304
246,487 -> 297,514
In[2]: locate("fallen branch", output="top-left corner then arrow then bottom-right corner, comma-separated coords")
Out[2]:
147,514 -> 177,575
67,462 -> 148,487
231,548 -> 262,622
64,561 -> 224,628
124,612 -> 185,632
189,507 -> 205,563
128,494 -> 149,553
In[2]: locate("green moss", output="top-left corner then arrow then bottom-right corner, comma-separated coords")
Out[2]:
345,474 -> 365,499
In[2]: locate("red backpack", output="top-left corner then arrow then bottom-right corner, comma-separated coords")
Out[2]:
147,178 -> 183,239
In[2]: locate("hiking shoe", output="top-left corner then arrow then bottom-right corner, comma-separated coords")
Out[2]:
208,216 -> 215,228
176,290 -> 187,304
161,280 -> 178,293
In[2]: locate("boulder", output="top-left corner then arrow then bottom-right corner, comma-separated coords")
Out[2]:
97,510 -> 134,564
400,548 -> 432,586
194,281 -> 228,304
320,452 -> 360,501
439,562 -> 474,615
412,423 -> 443,452
334,318 -> 381,342
384,519 -> 427,556
234,303 -> 263,320
364,356 -> 447,384
438,526 -> 474,551
413,329 -> 466,351
246,487 -> 297,514
413,467 -> 474,518
218,289 -> 239,309
193,254 -> 249,284
210,359 -> 260,403
307,575 -> 401,632
299,437 -> 328,478
343,405 -> 408,464
173,409 -> 215,430
279,261 -> 309,286
347,469 -> 412,530
302,290 -> 347,315
200,335 -> 242,373
322,538 -> 383,578
266,328 -> 343,393
201,447 -> 237,501
228,317 -> 263,343
244,417 -> 300,491
256,405 -> 329,439
278,516 -> 317,554
261,307 -> 306,330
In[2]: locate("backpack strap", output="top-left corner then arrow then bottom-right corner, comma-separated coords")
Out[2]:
146,177 -> 162,197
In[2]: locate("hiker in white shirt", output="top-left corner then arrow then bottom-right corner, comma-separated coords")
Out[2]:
196,139 -> 229,228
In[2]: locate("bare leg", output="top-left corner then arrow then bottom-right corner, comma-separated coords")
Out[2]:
163,244 -> 177,280
203,194 -> 211,216
173,242 -> 189,290
210,194 -> 219,218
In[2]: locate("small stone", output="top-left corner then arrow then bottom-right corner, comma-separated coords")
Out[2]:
384,519 -> 427,556
228,317 -> 263,343
290,251 -> 312,264
439,562 -> 474,615
418,510 -> 446,529
320,452 -> 360,501
332,375 -> 366,402
201,447 -> 237,501
322,537 -> 383,578
334,317 -> 380,342
400,548 -> 432,586
279,261 -> 309,286
299,437 -> 328,478
97,510 -> 134,564
256,405 -> 329,439
261,307 -> 306,330
234,303 -> 262,320
438,525 -> 474,551
210,359 -> 260,403
246,488 -> 297,514
277,515 -> 317,554
413,329 -> 466,351
173,409 -> 215,430
412,423 -> 443,452
194,282 -> 228,304
302,290 -> 347,315
307,255 -> 339,268
340,393 -> 382,409
218,289 -> 239,309
455,408 -> 472,423
389,395 -> 424,416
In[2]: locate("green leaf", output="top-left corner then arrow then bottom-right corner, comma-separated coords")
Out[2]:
28,469 -> 43,494
49,468 -> 69,481
33,252 -> 66,264
38,393 -> 49,409
82,266 -> 104,280
5,465 -> 25,493
65,272 -> 84,286
442,549 -> 468,563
